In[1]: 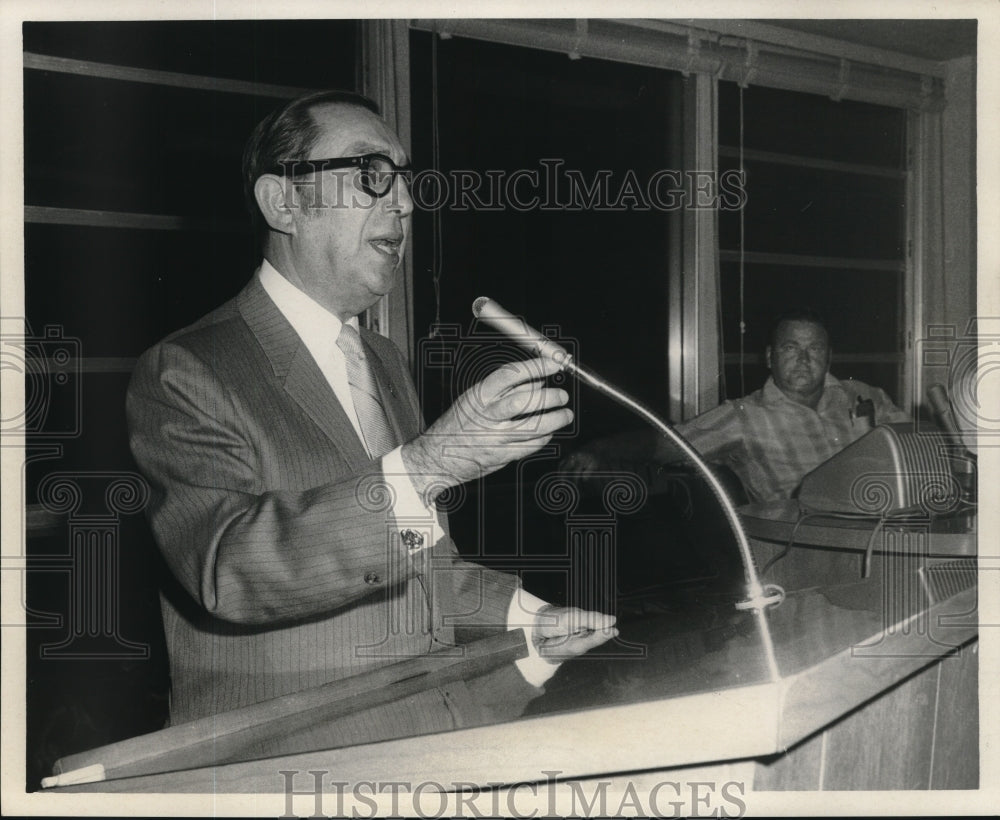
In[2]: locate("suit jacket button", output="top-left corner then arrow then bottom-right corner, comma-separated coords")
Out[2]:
364,571 -> 381,585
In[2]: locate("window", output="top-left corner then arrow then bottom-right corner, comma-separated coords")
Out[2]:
408,27 -> 768,720
409,33 -> 681,605
717,82 -> 909,403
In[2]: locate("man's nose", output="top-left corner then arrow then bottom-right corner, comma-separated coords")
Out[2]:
384,174 -> 414,217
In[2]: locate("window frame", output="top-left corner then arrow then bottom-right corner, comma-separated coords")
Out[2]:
389,19 -> 947,418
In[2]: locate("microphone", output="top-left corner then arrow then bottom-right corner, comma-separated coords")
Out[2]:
468,298 -> 780,632
927,383 -> 961,438
471,297 -> 575,368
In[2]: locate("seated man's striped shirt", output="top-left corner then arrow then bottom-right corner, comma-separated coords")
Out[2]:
676,373 -> 909,503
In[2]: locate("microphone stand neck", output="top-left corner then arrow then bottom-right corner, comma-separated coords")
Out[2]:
563,357 -> 783,680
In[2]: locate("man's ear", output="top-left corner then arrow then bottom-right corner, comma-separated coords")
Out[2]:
254,175 -> 297,235
765,345 -> 772,370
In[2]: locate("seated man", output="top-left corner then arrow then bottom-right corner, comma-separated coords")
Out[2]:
126,89 -> 615,757
563,309 -> 908,503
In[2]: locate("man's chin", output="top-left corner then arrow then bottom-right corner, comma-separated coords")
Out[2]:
778,374 -> 824,394
366,267 -> 401,299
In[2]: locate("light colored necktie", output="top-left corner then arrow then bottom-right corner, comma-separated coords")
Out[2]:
336,324 -> 397,459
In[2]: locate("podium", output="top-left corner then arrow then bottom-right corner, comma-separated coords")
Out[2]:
45,501 -> 977,794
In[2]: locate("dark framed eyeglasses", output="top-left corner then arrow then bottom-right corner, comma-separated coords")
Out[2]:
269,153 -> 412,198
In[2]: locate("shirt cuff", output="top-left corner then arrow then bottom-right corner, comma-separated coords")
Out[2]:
507,588 -> 560,688
381,447 -> 443,551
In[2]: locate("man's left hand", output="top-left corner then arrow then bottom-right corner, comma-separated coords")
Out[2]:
532,605 -> 618,662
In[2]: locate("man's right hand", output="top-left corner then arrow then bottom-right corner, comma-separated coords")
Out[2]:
401,357 -> 573,503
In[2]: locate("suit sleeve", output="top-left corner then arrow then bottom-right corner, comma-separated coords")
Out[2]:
126,341 -> 430,626
424,536 -> 521,641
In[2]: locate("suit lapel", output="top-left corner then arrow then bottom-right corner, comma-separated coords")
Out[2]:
284,347 -> 371,461
237,276 -> 369,465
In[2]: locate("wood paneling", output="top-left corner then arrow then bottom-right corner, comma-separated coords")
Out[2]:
753,638 -> 978,790
753,732 -> 824,790
930,642 -> 979,788
820,662 -> 938,789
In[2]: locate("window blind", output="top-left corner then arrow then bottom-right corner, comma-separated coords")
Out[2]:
409,18 -> 945,111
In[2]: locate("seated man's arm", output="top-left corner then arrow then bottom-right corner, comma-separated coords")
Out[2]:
561,402 -> 744,478
871,387 -> 911,424
671,401 -> 745,461
560,428 -> 668,477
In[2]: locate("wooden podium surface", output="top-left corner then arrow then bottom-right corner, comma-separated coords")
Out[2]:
46,506 -> 979,794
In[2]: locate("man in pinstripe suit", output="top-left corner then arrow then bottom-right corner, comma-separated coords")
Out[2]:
126,90 -> 615,756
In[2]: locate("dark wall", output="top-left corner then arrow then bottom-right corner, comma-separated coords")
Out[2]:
21,20 -> 359,790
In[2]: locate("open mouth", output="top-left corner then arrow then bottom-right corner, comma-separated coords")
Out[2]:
370,238 -> 402,257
